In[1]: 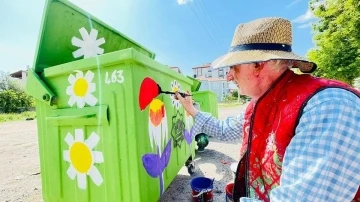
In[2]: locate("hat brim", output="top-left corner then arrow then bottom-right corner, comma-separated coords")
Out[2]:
211,50 -> 317,73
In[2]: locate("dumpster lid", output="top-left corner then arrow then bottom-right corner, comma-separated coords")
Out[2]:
186,76 -> 201,92
32,0 -> 155,73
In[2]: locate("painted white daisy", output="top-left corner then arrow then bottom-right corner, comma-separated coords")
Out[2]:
72,27 -> 105,59
66,70 -> 97,108
63,129 -> 104,190
170,80 -> 181,109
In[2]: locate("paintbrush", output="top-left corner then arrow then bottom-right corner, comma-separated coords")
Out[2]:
157,84 -> 192,98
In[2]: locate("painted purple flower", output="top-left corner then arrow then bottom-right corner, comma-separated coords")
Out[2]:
142,139 -> 172,175
184,127 -> 194,145
142,139 -> 172,194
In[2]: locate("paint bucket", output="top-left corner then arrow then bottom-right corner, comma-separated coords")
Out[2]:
225,182 -> 234,202
190,177 -> 214,202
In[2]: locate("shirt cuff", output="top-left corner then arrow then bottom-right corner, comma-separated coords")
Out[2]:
192,111 -> 212,135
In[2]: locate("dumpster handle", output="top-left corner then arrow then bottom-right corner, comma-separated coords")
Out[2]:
46,105 -> 109,126
47,114 -> 96,121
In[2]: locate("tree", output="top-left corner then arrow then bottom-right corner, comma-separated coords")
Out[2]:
0,71 -> 10,91
0,70 -> 35,113
230,90 -> 251,104
0,90 -> 34,113
232,90 -> 238,98
307,0 -> 360,85
0,71 -> 23,92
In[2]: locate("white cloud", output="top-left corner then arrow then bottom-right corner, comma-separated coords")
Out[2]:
297,22 -> 313,29
292,9 -> 314,24
286,0 -> 302,8
292,0 -> 326,29
177,0 -> 192,5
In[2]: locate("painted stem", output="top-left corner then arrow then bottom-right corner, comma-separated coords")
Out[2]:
157,145 -> 164,195
160,172 -> 164,195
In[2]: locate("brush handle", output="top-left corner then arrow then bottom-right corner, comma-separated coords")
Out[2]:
157,84 -> 191,98
160,91 -> 192,98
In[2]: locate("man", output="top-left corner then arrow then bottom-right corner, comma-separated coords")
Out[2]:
175,17 -> 360,202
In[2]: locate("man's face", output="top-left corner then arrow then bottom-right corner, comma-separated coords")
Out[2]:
226,63 -> 257,97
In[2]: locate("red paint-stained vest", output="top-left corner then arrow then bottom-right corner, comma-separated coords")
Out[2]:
232,70 -> 360,202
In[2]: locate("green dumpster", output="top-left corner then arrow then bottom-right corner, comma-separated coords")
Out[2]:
26,1 -> 197,202
191,90 -> 219,152
192,90 -> 218,119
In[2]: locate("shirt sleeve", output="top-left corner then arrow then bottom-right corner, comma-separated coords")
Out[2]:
268,88 -> 360,202
191,110 -> 245,141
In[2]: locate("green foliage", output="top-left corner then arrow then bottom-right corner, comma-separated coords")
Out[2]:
8,79 -> 24,92
232,90 -> 238,98
0,71 -> 9,91
223,90 -> 251,104
307,0 -> 360,85
224,93 -> 237,103
0,70 -> 25,91
0,70 -> 35,113
0,89 -> 34,113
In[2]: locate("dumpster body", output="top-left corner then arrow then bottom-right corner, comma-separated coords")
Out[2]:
192,90 -> 219,119
26,1 -> 197,201
191,90 -> 219,151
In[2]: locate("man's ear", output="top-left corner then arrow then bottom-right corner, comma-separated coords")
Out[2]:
254,62 -> 264,70
253,62 -> 264,76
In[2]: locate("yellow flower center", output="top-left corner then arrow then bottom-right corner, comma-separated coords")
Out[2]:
172,86 -> 178,92
149,99 -> 163,111
74,78 -> 88,97
70,142 -> 92,173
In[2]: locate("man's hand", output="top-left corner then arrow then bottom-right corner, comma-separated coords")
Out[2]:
175,92 -> 199,117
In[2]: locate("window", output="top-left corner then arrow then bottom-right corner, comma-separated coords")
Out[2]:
207,69 -> 212,78
218,69 -> 224,78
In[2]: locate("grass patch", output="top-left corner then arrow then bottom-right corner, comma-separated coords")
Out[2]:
0,111 -> 36,122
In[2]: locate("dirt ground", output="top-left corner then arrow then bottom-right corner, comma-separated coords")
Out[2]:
0,104 -> 248,202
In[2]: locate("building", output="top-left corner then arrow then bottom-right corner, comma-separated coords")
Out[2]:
192,63 -> 230,79
169,66 -> 182,74
9,70 -> 28,86
192,63 -> 236,102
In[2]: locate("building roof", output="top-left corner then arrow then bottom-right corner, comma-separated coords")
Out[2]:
9,70 -> 26,78
197,76 -> 226,82
192,63 -> 211,69
169,66 -> 182,74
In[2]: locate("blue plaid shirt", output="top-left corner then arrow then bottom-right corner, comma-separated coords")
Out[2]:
193,88 -> 360,202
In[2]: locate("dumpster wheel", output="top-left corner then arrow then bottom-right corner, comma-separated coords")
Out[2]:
186,161 -> 196,175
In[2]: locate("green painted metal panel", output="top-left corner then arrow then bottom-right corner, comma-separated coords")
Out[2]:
27,1 -> 197,200
33,0 -> 155,73
26,68 -> 56,106
192,90 -> 219,118
29,48 -> 196,202
186,76 -> 201,92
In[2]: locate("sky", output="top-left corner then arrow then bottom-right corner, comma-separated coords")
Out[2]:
0,0 -> 318,77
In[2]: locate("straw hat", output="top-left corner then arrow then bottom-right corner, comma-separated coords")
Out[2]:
211,17 -> 317,73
